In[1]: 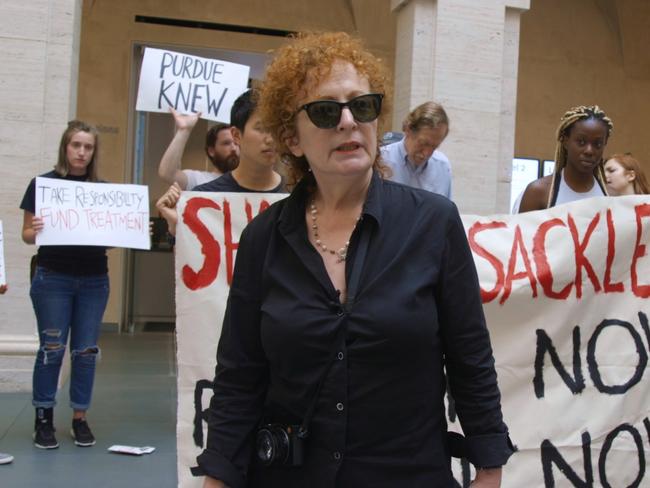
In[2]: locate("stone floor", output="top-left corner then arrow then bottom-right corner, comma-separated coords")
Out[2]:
0,329 -> 178,487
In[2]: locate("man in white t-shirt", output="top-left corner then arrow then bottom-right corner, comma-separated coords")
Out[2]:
157,108 -> 240,190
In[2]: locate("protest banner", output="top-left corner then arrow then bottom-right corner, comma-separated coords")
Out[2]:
34,177 -> 150,250
175,193 -> 650,488
0,221 -> 5,285
174,192 -> 285,488
136,47 -> 250,123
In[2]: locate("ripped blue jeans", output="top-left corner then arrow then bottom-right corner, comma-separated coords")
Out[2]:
30,267 -> 109,410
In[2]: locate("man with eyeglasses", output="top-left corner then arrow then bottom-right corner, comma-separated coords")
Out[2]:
381,101 -> 452,199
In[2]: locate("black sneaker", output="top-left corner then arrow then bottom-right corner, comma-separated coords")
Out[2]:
71,418 -> 96,447
33,422 -> 59,449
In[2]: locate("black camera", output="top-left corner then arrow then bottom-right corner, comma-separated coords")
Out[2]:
255,424 -> 305,467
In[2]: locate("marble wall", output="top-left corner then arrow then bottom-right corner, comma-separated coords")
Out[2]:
391,0 -> 530,214
0,0 -> 81,390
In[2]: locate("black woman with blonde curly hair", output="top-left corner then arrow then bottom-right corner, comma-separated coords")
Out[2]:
519,105 -> 613,213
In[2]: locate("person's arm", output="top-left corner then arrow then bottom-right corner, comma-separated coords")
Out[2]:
22,211 -> 43,245
518,177 -> 550,213
471,467 -> 502,487
194,223 -> 270,488
203,477 -> 229,488
436,203 -> 513,479
158,108 -> 201,190
155,183 -> 182,236
437,152 -> 453,200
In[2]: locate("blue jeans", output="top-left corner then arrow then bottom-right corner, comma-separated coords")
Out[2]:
30,267 -> 109,410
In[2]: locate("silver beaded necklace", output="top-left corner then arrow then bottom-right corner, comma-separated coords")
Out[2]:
309,201 -> 362,263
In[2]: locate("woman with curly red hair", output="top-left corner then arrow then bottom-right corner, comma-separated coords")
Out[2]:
195,32 -> 512,488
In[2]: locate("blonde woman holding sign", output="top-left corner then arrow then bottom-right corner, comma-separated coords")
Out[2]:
20,120 -> 109,450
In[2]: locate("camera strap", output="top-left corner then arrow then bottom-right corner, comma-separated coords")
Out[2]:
298,218 -> 372,439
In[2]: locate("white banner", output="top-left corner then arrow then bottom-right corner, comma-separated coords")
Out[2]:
175,193 -> 650,488
34,177 -> 150,249
136,47 -> 250,123
0,221 -> 5,285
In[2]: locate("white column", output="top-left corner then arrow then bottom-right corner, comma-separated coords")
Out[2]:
0,0 -> 81,391
391,0 -> 530,214
391,0 -> 438,129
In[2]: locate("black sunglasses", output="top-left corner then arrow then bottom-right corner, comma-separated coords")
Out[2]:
298,93 -> 384,129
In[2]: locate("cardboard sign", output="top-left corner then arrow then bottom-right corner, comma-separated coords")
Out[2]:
34,177 -> 150,249
175,193 -> 650,488
136,47 -> 250,123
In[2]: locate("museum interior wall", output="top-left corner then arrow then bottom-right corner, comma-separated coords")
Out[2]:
76,0 -> 396,325
516,0 -> 650,166
3,0 -> 647,334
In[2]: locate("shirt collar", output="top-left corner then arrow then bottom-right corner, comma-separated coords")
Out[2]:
397,139 -> 428,171
362,171 -> 383,228
277,170 -> 384,236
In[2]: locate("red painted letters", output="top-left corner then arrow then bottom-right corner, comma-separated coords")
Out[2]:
181,197 -> 222,291
631,204 -> 650,298
181,196 -> 272,290
468,221 -> 507,303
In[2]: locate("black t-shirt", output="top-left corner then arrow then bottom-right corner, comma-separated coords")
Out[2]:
192,171 -> 286,193
20,170 -> 108,275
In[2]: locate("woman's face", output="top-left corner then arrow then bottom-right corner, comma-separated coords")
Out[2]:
604,158 -> 635,195
288,60 -> 377,181
562,118 -> 608,175
66,131 -> 96,176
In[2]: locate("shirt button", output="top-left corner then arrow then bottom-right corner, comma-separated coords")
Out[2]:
336,402 -> 344,411
337,351 -> 344,360
333,451 -> 341,461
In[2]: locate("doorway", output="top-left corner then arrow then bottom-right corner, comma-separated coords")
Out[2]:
121,43 -> 269,332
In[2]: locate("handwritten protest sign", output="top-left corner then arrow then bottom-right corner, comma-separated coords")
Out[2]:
34,177 -> 150,249
451,195 -> 650,487
0,221 -> 5,285
136,47 -> 250,123
174,192 -> 285,487
174,193 -> 650,488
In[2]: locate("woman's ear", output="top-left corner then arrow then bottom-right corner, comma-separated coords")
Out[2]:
232,127 -> 242,146
627,170 -> 637,182
285,134 -> 304,158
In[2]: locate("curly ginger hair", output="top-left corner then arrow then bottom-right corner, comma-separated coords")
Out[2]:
258,31 -> 392,188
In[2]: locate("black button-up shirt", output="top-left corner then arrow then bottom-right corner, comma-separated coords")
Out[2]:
196,172 -> 512,487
